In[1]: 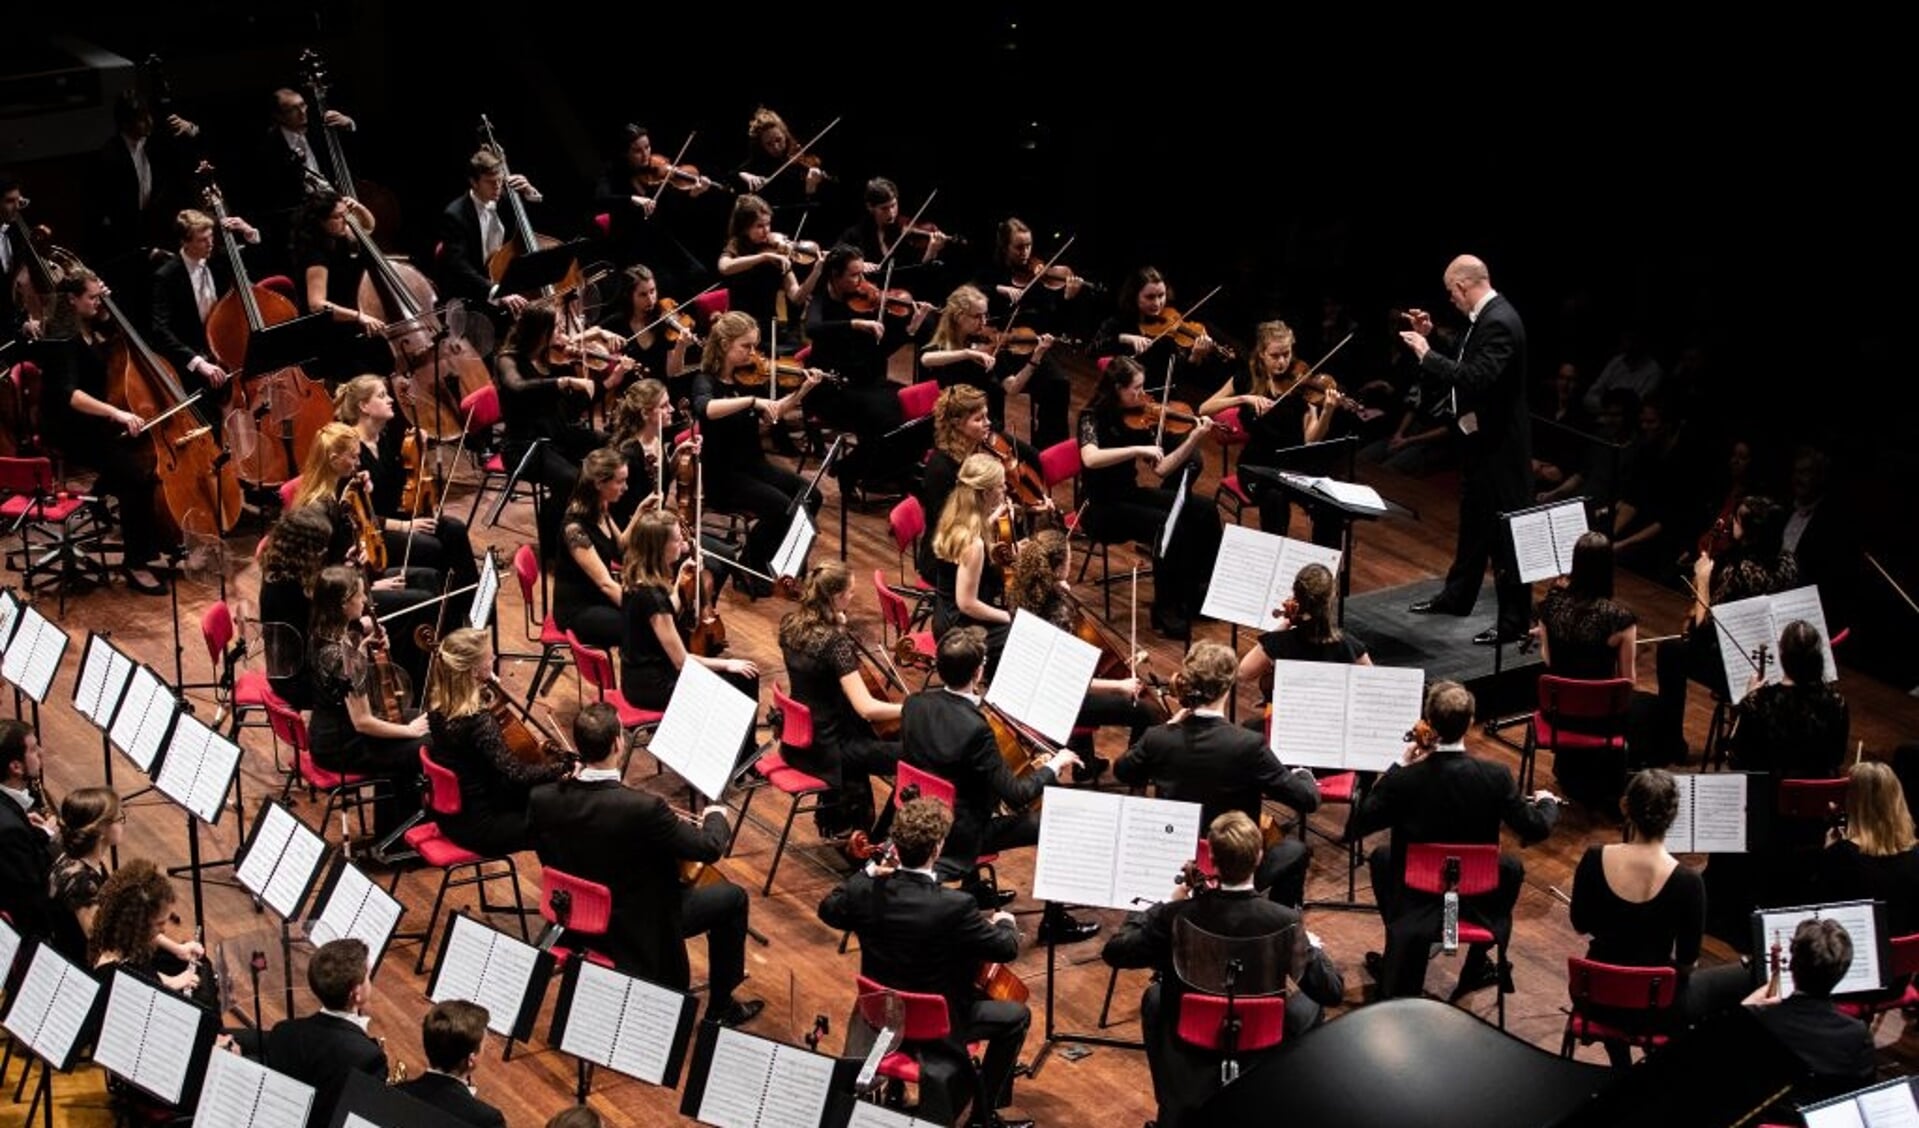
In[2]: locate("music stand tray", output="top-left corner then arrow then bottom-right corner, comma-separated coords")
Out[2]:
496,240 -> 591,297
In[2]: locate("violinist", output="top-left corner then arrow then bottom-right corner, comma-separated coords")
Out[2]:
605,378 -> 743,592
149,207 -> 262,400
1093,267 -> 1226,402
837,177 -> 945,274
32,268 -> 167,593
1197,320 -> 1336,540
554,449 -> 637,653
899,627 -> 1096,942
1236,563 -> 1372,704
715,193 -> 822,331
437,148 -> 543,318
776,561 -> 902,839
805,243 -> 936,491
333,374 -> 480,625
1076,355 -> 1223,640
292,187 -> 386,382
978,218 -> 1082,447
921,284 -> 1054,435
1116,643 -> 1322,908
691,310 -> 825,584
424,627 -> 567,858
306,564 -> 429,847
493,305 -> 607,560
738,107 -> 828,212
591,123 -> 714,291
258,505 -> 334,710
916,385 -> 1042,583
931,454 -> 1014,675
599,265 -> 696,405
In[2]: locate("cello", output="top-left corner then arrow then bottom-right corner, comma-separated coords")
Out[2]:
92,258 -> 244,539
198,169 -> 333,488
298,50 -> 401,249
477,116 -> 582,304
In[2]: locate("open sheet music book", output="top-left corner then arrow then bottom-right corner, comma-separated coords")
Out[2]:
153,711 -> 244,825
108,663 -> 182,774
94,968 -> 216,1105
550,958 -> 697,1087
1753,900 -> 1888,998
1268,662 -> 1426,772
649,657 -> 761,800
771,508 -> 816,580
427,912 -> 554,1041
467,553 -> 501,632
985,610 -> 1100,745
0,941 -> 104,1071
1276,470 -> 1387,513
1507,499 -> 1590,584
192,1047 -> 315,1128
1033,788 -> 1204,911
0,915 -> 19,982
689,1026 -> 837,1128
1666,773 -> 1750,854
74,632 -> 136,729
1199,524 -> 1343,631
305,856 -> 404,976
0,588 -> 20,652
0,604 -> 68,703
845,1104 -> 942,1128
1713,584 -> 1837,700
1802,1077 -> 1919,1128
236,801 -> 329,920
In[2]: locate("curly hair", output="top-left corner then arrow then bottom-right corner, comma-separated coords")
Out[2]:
88,858 -> 173,967
262,505 -> 334,593
933,384 -> 988,464
1010,529 -> 1070,622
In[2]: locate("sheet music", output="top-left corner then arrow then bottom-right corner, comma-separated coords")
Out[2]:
307,862 -> 402,970
194,1048 -> 315,1128
698,1028 -> 835,1128
770,509 -> 815,580
94,969 -> 203,1104
1344,666 -> 1427,771
430,914 -> 541,1037
1710,594 -> 1781,701
0,916 -> 18,980
849,1105 -> 940,1128
154,712 -> 242,824
1199,526 -> 1342,631
1669,773 -> 1748,854
1112,795 -> 1205,909
1507,509 -> 1561,585
109,665 -> 178,773
1157,482 -> 1187,558
1758,901 -> 1883,998
649,658 -> 760,801
1856,1084 -> 1919,1128
466,558 -> 501,632
984,610 -> 1099,745
236,803 -> 327,920
343,1116 -> 380,1128
1769,585 -> 1837,682
756,1046 -> 835,1128
0,588 -> 20,651
1803,1103 -> 1870,1128
1268,661 -> 1351,769
1032,786 -> 1122,908
1547,501 -> 1588,576
2,944 -> 101,1065
75,634 -> 135,728
0,608 -> 68,703
559,960 -> 685,1084
1313,478 -> 1386,512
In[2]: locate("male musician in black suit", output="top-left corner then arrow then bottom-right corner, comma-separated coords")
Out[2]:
901,627 -> 1097,943
1743,917 -> 1875,1099
436,149 -> 545,319
395,1000 -> 508,1127
1102,811 -> 1346,1128
818,796 -> 1033,1128
263,938 -> 388,1128
1399,254 -> 1533,645
3,174 -> 45,343
89,93 -> 199,273
1347,681 -> 1560,1002
150,207 -> 262,400
0,721 -> 55,942
526,703 -> 763,1027
251,88 -> 356,274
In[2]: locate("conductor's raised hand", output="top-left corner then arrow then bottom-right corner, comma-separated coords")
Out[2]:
1402,308 -> 1434,337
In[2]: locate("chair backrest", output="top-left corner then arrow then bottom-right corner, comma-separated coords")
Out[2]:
1538,676 -> 1634,726
419,746 -> 463,816
773,684 -> 812,750
1173,993 -> 1285,1053
590,213 -> 611,238
1403,842 -> 1502,897
0,455 -> 54,493
887,496 -> 926,554
265,702 -> 309,752
1036,439 -> 1081,490
1211,405 -> 1248,445
1566,957 -> 1679,1011
257,274 -> 296,298
1890,932 -> 1919,978
897,380 -> 940,423
873,570 -> 913,637
689,288 -> 730,328
566,631 -> 615,698
512,543 -> 539,602
894,761 -> 957,811
278,476 -> 303,511
201,600 -> 235,664
461,383 -> 502,430
541,865 -> 614,935
1776,777 -> 1850,820
855,975 -> 951,1041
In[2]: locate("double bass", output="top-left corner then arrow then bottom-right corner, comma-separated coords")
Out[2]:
198,170 -> 333,488
298,51 -> 401,249
478,116 -> 583,305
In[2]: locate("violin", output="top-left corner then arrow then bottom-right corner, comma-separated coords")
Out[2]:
1696,515 -> 1732,559
355,616 -> 410,724
481,676 -> 568,766
1274,359 -> 1361,413
769,233 -> 822,266
847,277 -> 916,319
993,326 -> 1082,359
848,632 -> 905,740
895,221 -> 964,252
341,475 -> 388,575
653,297 -> 700,346
398,425 -> 440,514
735,351 -> 841,393
637,153 -> 729,195
1140,306 -> 1238,362
1121,399 -> 1207,437
1405,719 -> 1439,753
1012,260 -> 1104,296
550,334 -> 637,375
682,452 -> 729,659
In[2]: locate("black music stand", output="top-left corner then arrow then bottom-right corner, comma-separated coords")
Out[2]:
245,311 -> 331,373
1238,448 -> 1408,620
496,240 -> 592,297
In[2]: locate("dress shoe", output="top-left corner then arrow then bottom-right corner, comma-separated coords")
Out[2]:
121,566 -> 168,595
1471,628 -> 1526,646
1150,607 -> 1191,641
1036,909 -> 1100,945
1407,598 -> 1466,616
1363,950 -> 1385,982
1447,956 -> 1514,1001
972,884 -> 1018,910
710,998 -> 766,1027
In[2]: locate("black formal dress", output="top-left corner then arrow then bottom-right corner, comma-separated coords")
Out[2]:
427,710 -> 566,858
931,546 -> 1011,677
1102,888 -> 1344,1128
1076,404 -> 1224,624
492,350 -> 606,561
779,627 -> 899,836
527,777 -> 749,1011
552,515 -> 623,652
263,1011 -> 387,1128
0,792 -> 55,943
975,261 -> 1082,448
899,688 -> 1056,877
45,854 -> 106,963
394,1071 -> 507,1127
32,334 -> 162,567
358,417 -> 480,626
691,371 -> 820,575
1817,842 -> 1919,936
1347,744 -> 1558,998
804,290 -> 927,488
1416,293 -> 1532,638
1115,714 -> 1321,907
307,638 -> 426,839
818,869 -> 1027,1125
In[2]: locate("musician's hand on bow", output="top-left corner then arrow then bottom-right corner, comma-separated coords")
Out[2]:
1114,676 -> 1143,700
739,171 -> 768,192
499,293 -> 529,316
372,575 -> 406,592
1045,749 -> 1084,777
357,310 -> 386,334
631,194 -> 657,217
1119,333 -> 1154,355
1191,333 -> 1216,361
855,318 -> 886,341
403,713 -> 430,739
407,517 -> 438,535
116,408 -> 144,436
637,492 -> 663,514
21,318 -> 42,340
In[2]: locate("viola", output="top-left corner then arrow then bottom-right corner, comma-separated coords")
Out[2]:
1121,399 -> 1207,437
341,475 -> 388,575
848,632 -> 905,740
398,425 -> 440,514
481,676 -> 568,766
847,277 -> 916,319
1140,306 -> 1238,362
984,432 -> 1049,511
769,233 -> 822,266
1405,718 -> 1439,753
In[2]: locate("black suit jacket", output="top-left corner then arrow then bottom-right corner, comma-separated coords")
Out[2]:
436,194 -> 498,306
263,1011 -> 387,1128
91,133 -> 190,261
1115,715 -> 1321,828
1348,747 -> 1558,885
1418,293 -> 1531,506
900,690 -> 1054,865
0,795 -> 54,941
818,868 -> 1019,1031
527,777 -> 727,989
394,1072 -> 507,1128
149,253 -> 231,378
1749,995 -> 1875,1095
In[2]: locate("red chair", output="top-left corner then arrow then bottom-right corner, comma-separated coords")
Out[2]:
897,379 -> 940,424
590,213 -> 611,238
854,974 -> 981,1095
278,476 -> 302,511
267,702 -> 384,842
1519,676 -> 1634,794
1173,992 -> 1285,1057
1776,777 -> 1851,822
537,865 -> 617,971
507,544 -> 571,707
1404,842 -> 1510,1029
1835,932 -> 1919,1024
396,748 -> 532,975
1037,437 -> 1142,617
873,569 -> 936,681
884,497 -> 937,624
688,288 -> 730,331
1209,407 -> 1257,524
1099,838 -> 1219,1028
1559,957 -> 1681,1063
734,686 -> 833,895
564,632 -> 667,773
1,454 -> 112,610
1304,769 -> 1370,909
203,599 -> 286,767
461,384 -> 533,524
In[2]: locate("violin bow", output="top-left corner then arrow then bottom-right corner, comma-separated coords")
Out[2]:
660,132 -> 698,206
1271,329 -> 1358,411
1143,284 -> 1223,350
1676,572 -> 1771,683
634,281 -> 721,340
876,189 -> 937,272
1154,357 -> 1175,449
1129,564 -> 1140,680
1866,551 -> 1919,617
373,579 -> 484,624
1013,235 -> 1076,305
767,317 -> 779,401
763,116 -> 840,191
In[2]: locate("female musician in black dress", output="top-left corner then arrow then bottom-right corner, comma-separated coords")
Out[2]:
492,305 -> 607,560
930,453 -> 1013,673
738,106 -> 830,212
1076,355 -> 1223,639
977,217 -> 1084,447
291,187 -> 385,381
1820,762 -> 1919,936
47,787 -> 121,962
1237,562 -> 1372,702
1197,320 -> 1336,538
715,194 -> 822,331
259,505 -> 334,709
553,448 -> 632,653
621,509 -> 761,722
776,561 -> 902,837
425,627 -> 566,857
916,385 -> 1043,582
590,123 -> 714,290
1093,266 -> 1226,402
920,283 -> 1054,434
1533,532 -> 1638,682
599,264 -> 698,406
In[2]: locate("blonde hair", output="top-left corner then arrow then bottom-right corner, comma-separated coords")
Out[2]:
1846,761 -> 1917,857
778,561 -> 851,655
623,510 -> 680,591
174,208 -> 215,242
426,627 -> 489,719
928,285 -> 988,351
747,106 -> 790,146
332,374 -> 386,424
1252,320 -> 1296,387
701,311 -> 758,378
933,384 -> 988,463
291,422 -> 361,510
932,454 -> 1004,564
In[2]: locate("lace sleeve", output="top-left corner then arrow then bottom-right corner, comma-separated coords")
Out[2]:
1076,410 -> 1100,450
472,713 -> 567,787
562,520 -> 594,552
826,631 -> 862,678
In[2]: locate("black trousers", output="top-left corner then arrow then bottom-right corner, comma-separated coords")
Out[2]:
818,381 -> 921,486
706,460 -> 821,576
505,427 -> 606,561
680,880 -> 751,1011
1083,480 -> 1223,617
1438,467 -> 1529,636
59,421 -> 161,565
1369,845 -> 1524,999
787,732 -> 900,837
379,514 -> 479,628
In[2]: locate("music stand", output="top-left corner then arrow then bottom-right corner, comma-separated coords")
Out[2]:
496,239 -> 592,297
1237,437 -> 1405,619
245,311 -> 331,373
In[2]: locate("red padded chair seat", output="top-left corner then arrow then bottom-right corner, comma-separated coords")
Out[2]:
1531,714 -> 1627,751
759,750 -> 829,794
297,749 -> 367,791
1218,474 -> 1254,506
0,494 -> 87,521
1317,771 -> 1358,803
404,823 -> 484,869
234,670 -> 283,708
